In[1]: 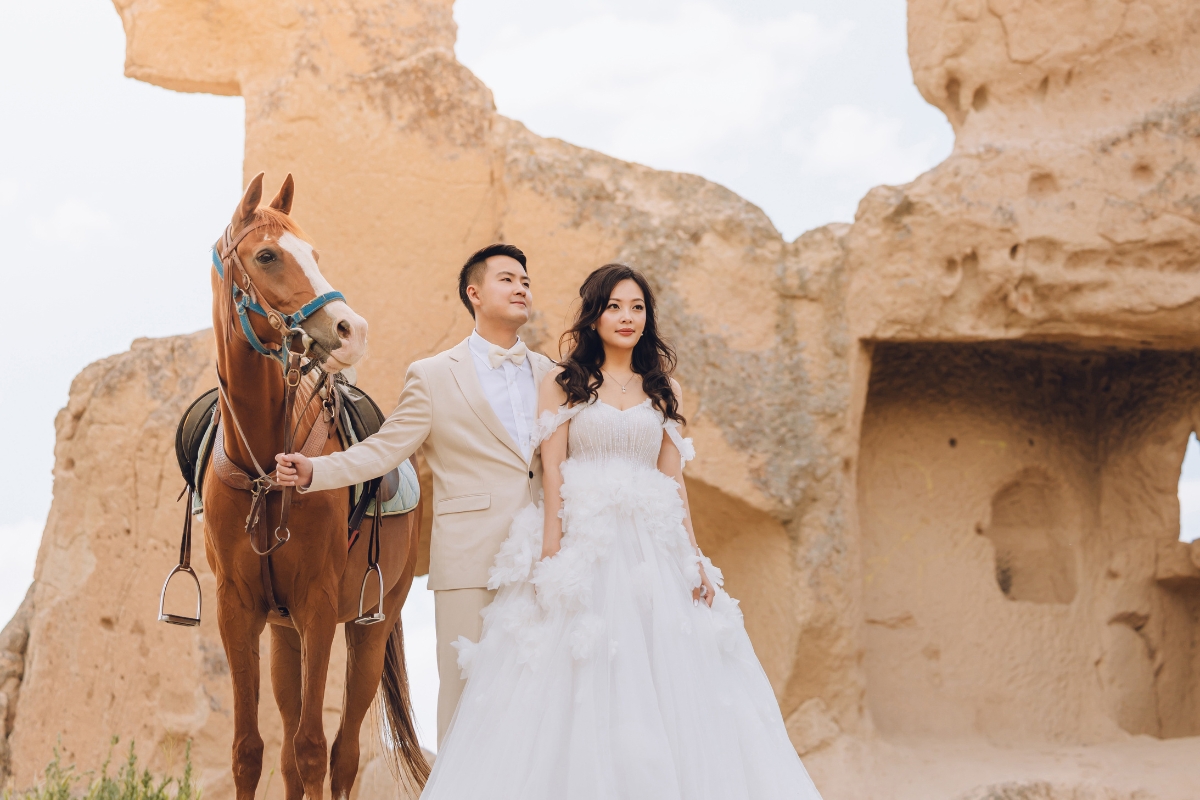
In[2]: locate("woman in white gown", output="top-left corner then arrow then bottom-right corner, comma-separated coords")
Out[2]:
421,264 -> 824,800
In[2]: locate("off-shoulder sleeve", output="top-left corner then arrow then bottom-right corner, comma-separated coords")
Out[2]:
531,401 -> 591,449
662,419 -> 695,471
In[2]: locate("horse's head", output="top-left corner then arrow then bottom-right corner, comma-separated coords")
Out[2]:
220,173 -> 368,372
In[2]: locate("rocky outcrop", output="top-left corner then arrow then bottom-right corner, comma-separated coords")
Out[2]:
6,0 -> 1200,797
0,585 -> 33,788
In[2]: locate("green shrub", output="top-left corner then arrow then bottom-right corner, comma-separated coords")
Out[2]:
6,738 -> 198,800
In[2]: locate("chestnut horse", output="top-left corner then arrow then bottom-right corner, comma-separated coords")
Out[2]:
202,173 -> 428,800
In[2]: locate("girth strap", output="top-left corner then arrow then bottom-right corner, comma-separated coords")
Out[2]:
261,555 -> 286,620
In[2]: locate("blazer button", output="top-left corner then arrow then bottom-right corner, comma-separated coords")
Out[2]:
528,470 -> 534,479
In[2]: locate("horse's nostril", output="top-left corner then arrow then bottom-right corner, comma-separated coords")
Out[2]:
337,320 -> 352,340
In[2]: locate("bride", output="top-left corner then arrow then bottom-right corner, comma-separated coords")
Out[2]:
421,264 -> 824,800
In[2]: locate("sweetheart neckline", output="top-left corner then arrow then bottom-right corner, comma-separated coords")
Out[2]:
593,398 -> 654,414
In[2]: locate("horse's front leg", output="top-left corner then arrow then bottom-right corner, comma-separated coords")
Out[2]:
291,599 -> 339,799
216,582 -> 269,800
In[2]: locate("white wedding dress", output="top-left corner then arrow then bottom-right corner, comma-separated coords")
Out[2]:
420,398 -> 824,800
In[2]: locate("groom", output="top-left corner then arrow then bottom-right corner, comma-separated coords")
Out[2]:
275,243 -> 554,744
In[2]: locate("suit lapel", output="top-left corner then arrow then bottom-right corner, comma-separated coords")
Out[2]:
448,338 -> 527,464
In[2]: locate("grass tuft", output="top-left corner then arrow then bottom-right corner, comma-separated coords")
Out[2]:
6,738 -> 199,800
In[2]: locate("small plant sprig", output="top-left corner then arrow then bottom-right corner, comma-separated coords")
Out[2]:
5,738 -> 198,800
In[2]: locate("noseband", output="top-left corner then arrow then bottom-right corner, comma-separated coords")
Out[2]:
214,221 -> 347,368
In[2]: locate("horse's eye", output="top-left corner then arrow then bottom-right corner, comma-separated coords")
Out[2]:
256,251 -> 276,264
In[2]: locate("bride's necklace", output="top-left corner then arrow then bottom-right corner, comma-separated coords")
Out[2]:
601,369 -> 638,393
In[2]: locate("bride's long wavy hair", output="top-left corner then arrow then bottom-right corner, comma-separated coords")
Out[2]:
556,264 -> 684,424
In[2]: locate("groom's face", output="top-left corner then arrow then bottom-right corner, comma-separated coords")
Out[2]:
469,255 -> 532,326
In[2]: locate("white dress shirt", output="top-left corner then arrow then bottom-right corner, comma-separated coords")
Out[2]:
468,330 -> 538,461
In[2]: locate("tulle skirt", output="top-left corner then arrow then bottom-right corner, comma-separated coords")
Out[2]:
420,457 -> 823,800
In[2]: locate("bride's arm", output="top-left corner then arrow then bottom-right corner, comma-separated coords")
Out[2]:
656,379 -> 714,607
539,368 -> 571,560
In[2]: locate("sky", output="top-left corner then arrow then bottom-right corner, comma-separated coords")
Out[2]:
1,0 -> 1193,755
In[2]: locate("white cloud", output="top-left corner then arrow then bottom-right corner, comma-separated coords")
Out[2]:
788,104 -> 939,186
0,180 -> 16,209
30,198 -> 112,244
0,517 -> 43,627
464,3 -> 849,168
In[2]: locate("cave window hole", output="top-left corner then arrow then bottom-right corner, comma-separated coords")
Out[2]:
983,468 -> 1077,604
1178,431 -> 1200,543
972,85 -> 989,112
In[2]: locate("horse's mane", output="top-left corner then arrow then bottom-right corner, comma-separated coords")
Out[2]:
252,206 -> 308,239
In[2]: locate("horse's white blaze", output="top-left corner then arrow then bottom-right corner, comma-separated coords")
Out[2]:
278,231 -> 369,370
278,232 -> 335,295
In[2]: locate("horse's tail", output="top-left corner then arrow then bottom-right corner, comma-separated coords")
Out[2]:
378,619 -> 431,792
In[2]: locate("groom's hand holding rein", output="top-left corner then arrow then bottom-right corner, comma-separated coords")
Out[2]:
275,451 -> 310,486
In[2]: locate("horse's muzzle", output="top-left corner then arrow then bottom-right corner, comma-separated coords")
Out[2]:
305,300 -> 368,371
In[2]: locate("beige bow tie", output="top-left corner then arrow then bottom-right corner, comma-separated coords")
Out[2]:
487,340 -> 528,369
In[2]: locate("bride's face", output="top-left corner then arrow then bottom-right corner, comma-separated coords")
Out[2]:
595,278 -> 645,352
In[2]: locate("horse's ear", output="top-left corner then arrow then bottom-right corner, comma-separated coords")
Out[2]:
232,172 -> 265,230
269,174 -> 295,215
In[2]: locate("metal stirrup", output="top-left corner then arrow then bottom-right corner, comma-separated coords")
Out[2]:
159,488 -> 202,626
158,565 -> 202,627
355,488 -> 386,625
355,564 -> 387,626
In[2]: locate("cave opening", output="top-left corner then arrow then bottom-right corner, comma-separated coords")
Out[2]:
859,340 -> 1200,742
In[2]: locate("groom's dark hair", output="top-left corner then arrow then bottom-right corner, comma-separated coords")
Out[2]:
458,243 -> 528,318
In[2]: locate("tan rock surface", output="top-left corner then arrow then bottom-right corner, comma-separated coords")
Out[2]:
6,0 -> 1200,798
0,587 -> 34,785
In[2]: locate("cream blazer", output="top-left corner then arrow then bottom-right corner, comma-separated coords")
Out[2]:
305,337 -> 555,590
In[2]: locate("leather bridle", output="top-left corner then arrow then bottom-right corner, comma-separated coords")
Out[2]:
213,221 -> 347,369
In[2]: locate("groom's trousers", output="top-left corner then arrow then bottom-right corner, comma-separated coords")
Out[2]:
434,586 -> 496,745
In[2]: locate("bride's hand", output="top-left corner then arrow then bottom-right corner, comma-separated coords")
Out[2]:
693,565 -> 715,608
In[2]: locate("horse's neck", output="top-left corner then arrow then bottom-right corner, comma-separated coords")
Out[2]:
216,333 -> 288,475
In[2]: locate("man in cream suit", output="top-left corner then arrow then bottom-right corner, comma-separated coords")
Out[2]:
275,243 -> 555,744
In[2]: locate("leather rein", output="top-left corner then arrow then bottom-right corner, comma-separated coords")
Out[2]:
210,220 -> 347,617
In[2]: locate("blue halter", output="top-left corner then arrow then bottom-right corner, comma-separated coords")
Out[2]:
212,246 -> 347,366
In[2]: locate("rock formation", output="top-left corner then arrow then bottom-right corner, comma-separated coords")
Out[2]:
0,587 -> 33,786
5,0 -> 1200,798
